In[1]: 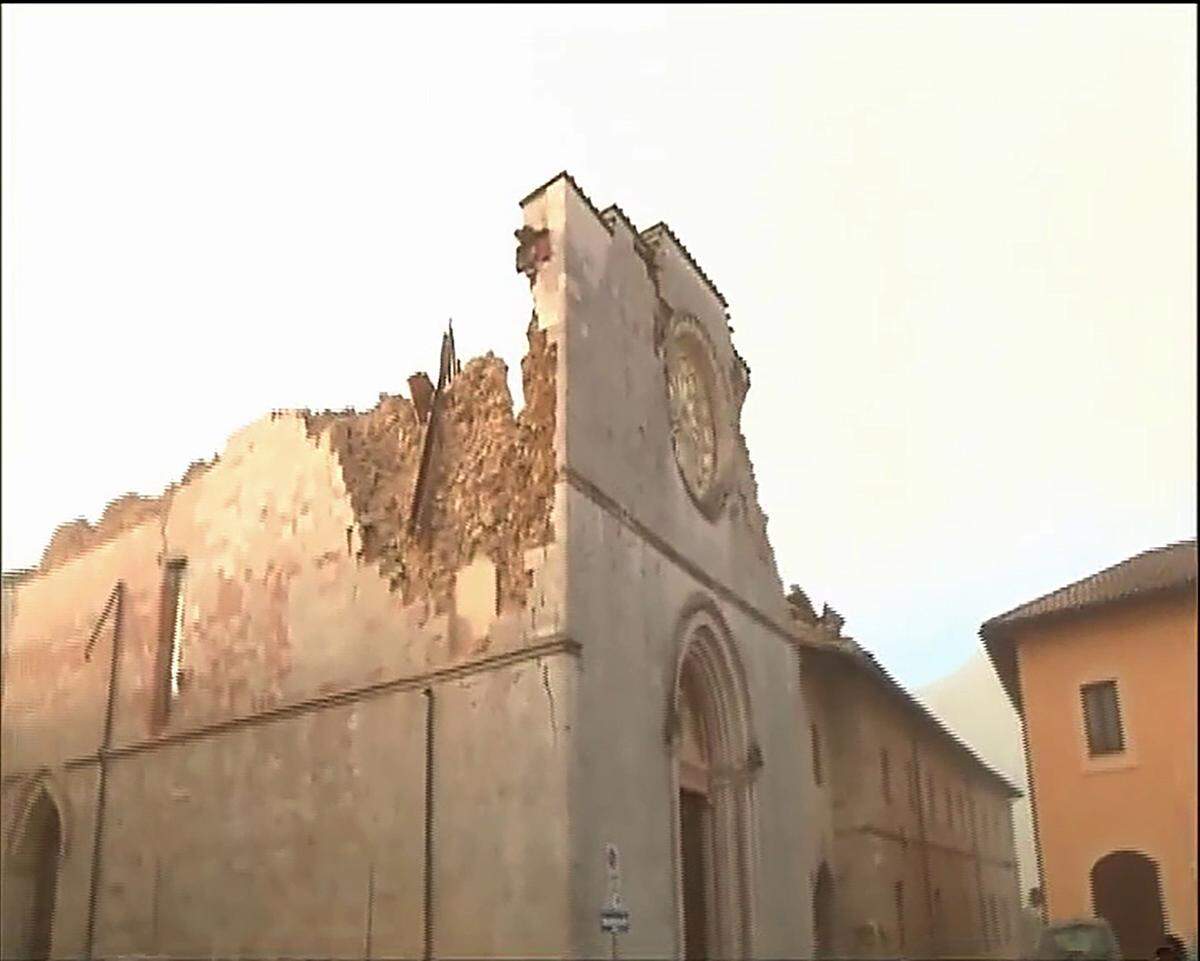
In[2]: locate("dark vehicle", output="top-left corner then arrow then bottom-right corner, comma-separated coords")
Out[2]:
1037,918 -> 1123,961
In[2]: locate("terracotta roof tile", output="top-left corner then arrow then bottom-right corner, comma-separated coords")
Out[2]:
984,539 -> 1196,632
981,539 -> 1197,713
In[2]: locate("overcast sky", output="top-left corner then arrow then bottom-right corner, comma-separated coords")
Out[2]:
2,4 -> 1195,687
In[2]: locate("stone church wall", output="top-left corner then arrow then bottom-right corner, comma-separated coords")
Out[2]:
5,170 -> 834,960
518,174 -> 815,958
2,299 -> 575,957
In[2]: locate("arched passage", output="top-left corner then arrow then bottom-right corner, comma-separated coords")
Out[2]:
678,672 -> 713,961
669,601 -> 758,961
813,861 -> 835,959
1091,849 -> 1166,961
2,788 -> 63,961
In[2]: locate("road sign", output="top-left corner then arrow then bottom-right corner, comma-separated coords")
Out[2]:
600,905 -> 630,934
601,846 -> 630,937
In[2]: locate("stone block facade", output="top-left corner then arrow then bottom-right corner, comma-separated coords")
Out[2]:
1,172 -> 1021,961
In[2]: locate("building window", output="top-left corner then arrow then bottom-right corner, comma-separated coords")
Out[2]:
810,723 -> 823,786
881,748 -> 892,804
157,558 -> 187,719
894,881 -> 906,949
945,787 -> 954,830
1081,680 -> 1125,756
926,774 -> 936,822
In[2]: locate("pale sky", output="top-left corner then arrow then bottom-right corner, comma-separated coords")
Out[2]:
2,4 -> 1195,688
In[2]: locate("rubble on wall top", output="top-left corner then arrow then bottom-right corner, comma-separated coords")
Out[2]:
303,317 -> 558,614
16,315 -> 558,625
786,584 -> 818,624
785,583 -> 1019,795
818,603 -> 846,636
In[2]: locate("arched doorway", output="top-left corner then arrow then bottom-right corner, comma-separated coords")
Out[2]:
1091,850 -> 1166,961
670,608 -> 757,961
2,788 -> 63,961
813,862 -> 835,959
678,672 -> 713,961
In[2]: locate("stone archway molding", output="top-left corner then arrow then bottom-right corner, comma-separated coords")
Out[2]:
4,769 -> 71,862
667,592 -> 761,960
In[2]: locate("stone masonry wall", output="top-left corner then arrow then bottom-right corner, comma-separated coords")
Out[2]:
1,301 -> 570,959
807,653 -> 1023,959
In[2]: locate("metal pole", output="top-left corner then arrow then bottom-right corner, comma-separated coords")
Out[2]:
364,860 -> 375,960
422,687 -> 435,961
1020,715 -> 1049,926
83,581 -> 125,960
151,856 -> 162,953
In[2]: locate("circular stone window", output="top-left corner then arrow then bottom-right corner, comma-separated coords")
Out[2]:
664,315 -> 731,518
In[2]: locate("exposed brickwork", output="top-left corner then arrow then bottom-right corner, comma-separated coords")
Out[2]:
22,317 -> 556,641
305,315 -> 557,619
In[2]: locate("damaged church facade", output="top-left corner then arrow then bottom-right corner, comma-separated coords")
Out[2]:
1,173 -> 1020,960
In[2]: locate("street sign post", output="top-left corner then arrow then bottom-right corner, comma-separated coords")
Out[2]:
601,844 -> 630,960
605,843 -> 621,890
600,893 -> 630,933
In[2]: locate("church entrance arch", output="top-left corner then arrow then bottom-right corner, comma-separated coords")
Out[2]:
669,599 -> 758,961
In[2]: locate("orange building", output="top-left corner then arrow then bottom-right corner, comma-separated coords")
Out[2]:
982,540 -> 1197,961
